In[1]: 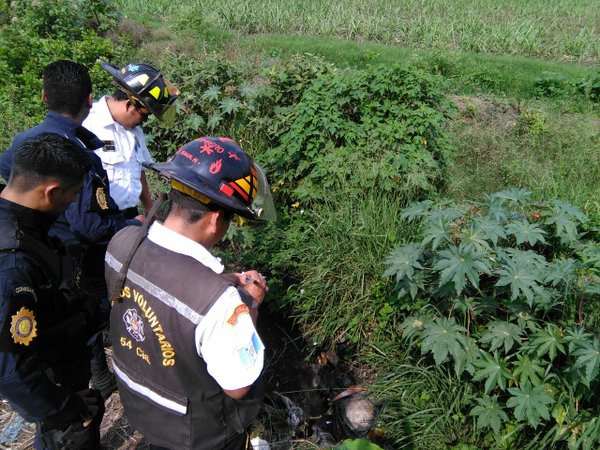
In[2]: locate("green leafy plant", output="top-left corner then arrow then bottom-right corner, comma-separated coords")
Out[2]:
383,188 -> 600,447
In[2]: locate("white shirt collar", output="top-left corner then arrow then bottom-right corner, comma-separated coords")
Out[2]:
147,221 -> 224,274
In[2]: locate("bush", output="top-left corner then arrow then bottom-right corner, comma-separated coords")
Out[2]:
381,188 -> 600,448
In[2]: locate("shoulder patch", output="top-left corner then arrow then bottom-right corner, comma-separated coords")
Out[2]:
227,304 -> 250,326
96,187 -> 109,210
13,285 -> 37,302
10,307 -> 37,346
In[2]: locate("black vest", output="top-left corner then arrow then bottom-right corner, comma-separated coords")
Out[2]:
106,226 -> 263,449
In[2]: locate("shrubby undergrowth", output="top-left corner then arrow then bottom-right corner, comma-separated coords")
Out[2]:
380,188 -> 600,448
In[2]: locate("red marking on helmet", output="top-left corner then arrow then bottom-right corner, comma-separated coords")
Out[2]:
229,181 -> 250,201
220,184 -> 234,197
219,137 -> 237,144
210,159 -> 223,174
228,152 -> 241,161
200,140 -> 225,155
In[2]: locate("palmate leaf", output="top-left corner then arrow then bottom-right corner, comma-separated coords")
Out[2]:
572,337 -> 600,387
524,324 -> 565,362
487,188 -> 532,208
383,243 -> 423,281
473,351 -> 512,394
421,208 -> 462,250
458,224 -> 493,253
206,112 -> 222,129
432,244 -> 492,296
400,200 -> 434,223
544,200 -> 586,245
472,216 -> 507,247
470,395 -> 509,435
201,84 -> 221,101
544,257 -> 578,287
512,354 -> 546,386
505,220 -> 547,246
399,315 -> 428,340
420,316 -> 467,366
495,249 -> 545,305
480,321 -> 523,353
453,335 -> 481,376
506,383 -> 554,428
563,325 -> 593,353
219,97 -> 243,115
392,270 -> 427,300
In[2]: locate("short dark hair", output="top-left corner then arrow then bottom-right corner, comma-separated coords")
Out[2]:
10,134 -> 92,192
167,189 -> 209,223
42,60 -> 92,117
112,89 -> 129,101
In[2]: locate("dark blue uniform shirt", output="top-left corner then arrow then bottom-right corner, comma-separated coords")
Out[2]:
0,197 -> 89,422
0,111 -> 141,248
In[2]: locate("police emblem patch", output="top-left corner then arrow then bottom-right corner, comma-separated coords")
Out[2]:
96,187 -> 109,210
123,308 -> 145,342
10,307 -> 37,346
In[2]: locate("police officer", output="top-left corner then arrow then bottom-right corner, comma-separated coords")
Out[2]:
0,134 -> 103,449
0,60 -> 147,398
83,62 -> 180,219
105,137 -> 276,449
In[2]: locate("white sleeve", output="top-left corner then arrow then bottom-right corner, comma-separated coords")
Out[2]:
136,131 -> 154,165
194,286 -> 264,390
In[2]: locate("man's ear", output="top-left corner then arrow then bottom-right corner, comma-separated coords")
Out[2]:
87,92 -> 94,108
42,181 -> 62,209
41,89 -> 48,104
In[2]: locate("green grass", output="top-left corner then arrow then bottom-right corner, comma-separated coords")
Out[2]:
119,0 -> 600,63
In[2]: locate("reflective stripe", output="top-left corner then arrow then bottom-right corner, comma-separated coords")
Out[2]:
112,361 -> 187,415
106,251 -> 203,325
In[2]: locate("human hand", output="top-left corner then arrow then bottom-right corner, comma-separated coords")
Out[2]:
74,389 -> 101,427
238,270 -> 268,307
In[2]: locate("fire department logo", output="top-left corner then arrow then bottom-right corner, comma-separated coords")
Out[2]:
96,187 -> 109,210
10,307 -> 37,346
123,308 -> 145,342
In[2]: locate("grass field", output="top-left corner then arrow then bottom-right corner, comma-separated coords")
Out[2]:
120,0 -> 600,63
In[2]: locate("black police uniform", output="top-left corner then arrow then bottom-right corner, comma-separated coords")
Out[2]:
0,196 -> 103,449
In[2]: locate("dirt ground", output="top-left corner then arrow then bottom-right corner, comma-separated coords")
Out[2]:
0,309 -> 378,449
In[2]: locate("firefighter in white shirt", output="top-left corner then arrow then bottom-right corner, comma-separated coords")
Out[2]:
105,136 -> 276,449
83,62 -> 180,218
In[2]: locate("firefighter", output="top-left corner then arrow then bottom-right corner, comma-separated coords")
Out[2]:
105,137 -> 275,449
83,62 -> 180,219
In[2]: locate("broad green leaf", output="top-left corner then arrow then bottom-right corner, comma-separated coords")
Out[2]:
544,257 -> 577,287
201,85 -> 220,101
206,112 -> 222,129
473,351 -> 512,394
470,395 -> 509,434
399,315 -> 428,340
563,325 -> 593,353
525,324 -> 565,362
219,97 -> 242,115
458,224 -> 493,253
573,338 -> 600,387
383,243 -> 423,281
238,81 -> 259,99
421,208 -> 462,250
488,188 -> 532,208
453,335 -> 481,376
480,321 -> 523,353
495,249 -> 545,305
420,317 -> 467,366
505,220 -> 546,246
392,270 -> 427,300
432,244 -> 491,296
507,383 -> 554,428
512,354 -> 546,386
472,216 -> 506,247
400,200 -> 434,223
334,439 -> 383,450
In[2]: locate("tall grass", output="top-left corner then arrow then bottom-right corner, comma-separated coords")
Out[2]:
118,0 -> 600,63
445,98 -> 600,222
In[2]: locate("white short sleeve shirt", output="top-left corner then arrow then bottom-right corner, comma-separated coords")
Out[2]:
83,96 -> 153,210
147,222 -> 265,391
